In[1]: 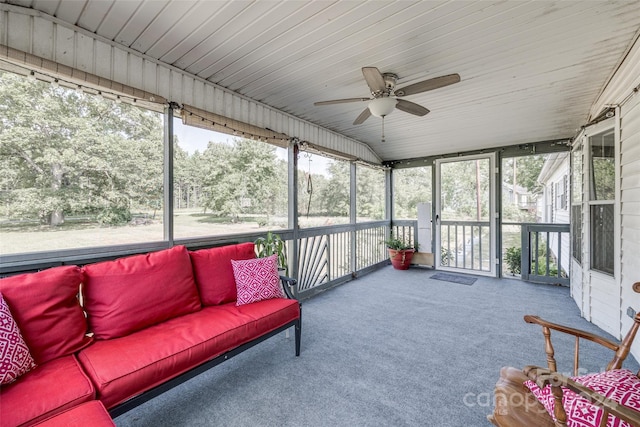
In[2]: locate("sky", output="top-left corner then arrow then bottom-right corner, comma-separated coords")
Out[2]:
172,117 -> 331,175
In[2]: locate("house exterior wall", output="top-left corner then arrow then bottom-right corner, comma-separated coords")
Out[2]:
620,76 -> 640,360
573,34 -> 640,359
0,5 -> 380,164
571,118 -> 621,339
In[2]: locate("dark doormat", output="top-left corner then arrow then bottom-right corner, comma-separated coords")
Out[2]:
431,272 -> 477,286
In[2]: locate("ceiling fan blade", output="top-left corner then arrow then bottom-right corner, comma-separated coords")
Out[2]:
353,108 -> 371,125
362,67 -> 386,93
314,97 -> 370,106
396,99 -> 430,116
395,73 -> 460,97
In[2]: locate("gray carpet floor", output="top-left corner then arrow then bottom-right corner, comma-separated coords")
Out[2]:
115,267 -> 640,426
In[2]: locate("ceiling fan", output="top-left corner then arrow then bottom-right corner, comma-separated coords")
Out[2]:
314,67 -> 461,126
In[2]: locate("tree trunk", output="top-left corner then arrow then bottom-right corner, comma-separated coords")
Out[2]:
475,159 -> 481,221
50,163 -> 64,226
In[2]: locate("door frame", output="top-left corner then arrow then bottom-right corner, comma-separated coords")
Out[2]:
434,153 -> 497,276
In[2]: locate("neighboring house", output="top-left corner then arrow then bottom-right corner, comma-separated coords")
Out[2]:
536,152 -> 570,277
502,183 -> 536,213
537,152 -> 570,224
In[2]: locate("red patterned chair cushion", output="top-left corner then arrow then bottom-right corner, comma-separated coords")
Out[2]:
232,255 -> 284,305
525,369 -> 640,427
0,293 -> 36,384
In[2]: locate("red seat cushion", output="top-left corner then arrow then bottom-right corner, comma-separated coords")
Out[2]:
33,401 -> 115,427
0,266 -> 91,364
223,297 -> 301,333
190,242 -> 256,305
82,246 -> 202,339
0,355 -> 95,427
77,298 -> 300,409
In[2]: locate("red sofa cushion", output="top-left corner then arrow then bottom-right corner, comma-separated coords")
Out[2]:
82,245 -> 202,339
77,298 -> 300,409
0,266 -> 91,365
0,355 -> 95,427
190,242 -> 256,305
33,401 -> 115,427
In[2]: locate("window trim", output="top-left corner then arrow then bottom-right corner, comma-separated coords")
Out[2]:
583,119 -> 618,278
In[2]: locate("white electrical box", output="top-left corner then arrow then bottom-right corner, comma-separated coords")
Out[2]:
416,202 -> 432,252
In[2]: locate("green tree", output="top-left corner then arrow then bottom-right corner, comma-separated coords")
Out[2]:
439,159 -> 490,221
357,165 -> 385,220
393,167 -> 432,219
0,71 -> 163,226
199,138 -> 284,219
503,155 -> 545,194
320,161 -> 350,216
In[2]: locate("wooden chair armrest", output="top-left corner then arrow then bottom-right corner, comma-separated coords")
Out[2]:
524,366 -> 640,427
524,315 -> 620,351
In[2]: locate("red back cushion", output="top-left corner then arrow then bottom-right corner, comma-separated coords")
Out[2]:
0,266 -> 91,364
190,243 -> 256,305
82,246 -> 201,339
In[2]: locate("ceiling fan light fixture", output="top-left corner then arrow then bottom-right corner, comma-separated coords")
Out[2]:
368,97 -> 397,117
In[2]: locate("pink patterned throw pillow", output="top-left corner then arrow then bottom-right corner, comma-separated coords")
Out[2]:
232,254 -> 284,306
525,369 -> 640,427
0,293 -> 36,385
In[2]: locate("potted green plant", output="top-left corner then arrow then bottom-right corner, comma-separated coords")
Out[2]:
255,231 -> 288,275
383,236 -> 415,270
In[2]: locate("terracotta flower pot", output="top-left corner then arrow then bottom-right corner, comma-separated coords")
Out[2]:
388,248 -> 415,270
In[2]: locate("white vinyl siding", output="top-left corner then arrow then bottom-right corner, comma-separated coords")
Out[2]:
620,88 -> 640,360
577,33 -> 639,358
573,120 -> 620,339
589,271 -> 620,337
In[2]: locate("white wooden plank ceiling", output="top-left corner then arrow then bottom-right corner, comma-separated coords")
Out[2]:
3,0 -> 640,161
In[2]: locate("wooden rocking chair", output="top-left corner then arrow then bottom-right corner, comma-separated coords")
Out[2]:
488,283 -> 640,427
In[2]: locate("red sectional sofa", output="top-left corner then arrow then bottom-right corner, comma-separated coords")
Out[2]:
0,243 -> 301,426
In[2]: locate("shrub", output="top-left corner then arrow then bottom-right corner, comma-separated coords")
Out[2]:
97,203 -> 132,226
505,246 -> 522,275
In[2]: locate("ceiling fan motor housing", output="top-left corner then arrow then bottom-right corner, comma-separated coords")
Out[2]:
382,73 -> 398,92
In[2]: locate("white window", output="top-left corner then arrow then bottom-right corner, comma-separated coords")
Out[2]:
588,130 -> 615,275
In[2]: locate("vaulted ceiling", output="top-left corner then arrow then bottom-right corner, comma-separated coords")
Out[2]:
3,0 -> 640,161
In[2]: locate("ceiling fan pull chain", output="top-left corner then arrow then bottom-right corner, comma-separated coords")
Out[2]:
381,115 -> 386,142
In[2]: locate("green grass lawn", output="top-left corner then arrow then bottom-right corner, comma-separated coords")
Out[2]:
0,211 -> 350,255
